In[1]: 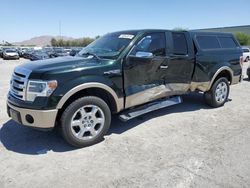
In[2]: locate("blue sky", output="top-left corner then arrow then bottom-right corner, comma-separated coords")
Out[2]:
0,0 -> 249,42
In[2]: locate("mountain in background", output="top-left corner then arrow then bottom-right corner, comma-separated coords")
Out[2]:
14,35 -> 75,46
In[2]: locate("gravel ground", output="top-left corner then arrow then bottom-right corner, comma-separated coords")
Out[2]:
0,58 -> 250,188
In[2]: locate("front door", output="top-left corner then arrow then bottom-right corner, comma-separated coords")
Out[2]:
123,32 -> 169,108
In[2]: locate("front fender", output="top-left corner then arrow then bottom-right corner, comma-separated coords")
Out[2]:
54,76 -> 124,112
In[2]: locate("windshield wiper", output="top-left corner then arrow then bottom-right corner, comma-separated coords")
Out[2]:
81,52 -> 101,60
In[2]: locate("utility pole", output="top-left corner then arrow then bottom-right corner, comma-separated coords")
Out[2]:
59,20 -> 61,39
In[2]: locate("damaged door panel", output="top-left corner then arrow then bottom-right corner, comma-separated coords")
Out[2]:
124,32 -> 196,108
161,32 -> 195,93
123,32 -> 169,108
124,55 -> 168,108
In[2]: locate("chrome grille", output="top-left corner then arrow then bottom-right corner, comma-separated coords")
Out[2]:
10,67 -> 31,100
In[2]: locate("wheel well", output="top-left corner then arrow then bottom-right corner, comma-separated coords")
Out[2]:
56,87 -> 117,122
213,70 -> 232,84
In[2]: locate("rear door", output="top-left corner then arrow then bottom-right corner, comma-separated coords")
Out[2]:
161,32 -> 195,91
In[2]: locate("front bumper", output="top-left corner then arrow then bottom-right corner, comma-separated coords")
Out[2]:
7,102 -> 58,129
4,55 -> 19,59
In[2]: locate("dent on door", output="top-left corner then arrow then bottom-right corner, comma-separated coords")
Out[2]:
124,56 -> 173,108
124,51 -> 197,108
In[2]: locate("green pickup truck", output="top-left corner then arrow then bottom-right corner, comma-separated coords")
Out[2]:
7,29 -> 243,147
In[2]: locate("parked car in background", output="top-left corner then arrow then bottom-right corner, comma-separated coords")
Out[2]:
3,49 -> 19,60
69,47 -> 83,56
0,48 -> 3,58
64,48 -> 72,55
16,48 -> 22,57
29,50 -> 50,61
19,47 -> 29,57
53,47 -> 69,57
43,47 -> 56,58
0,47 -> 10,58
242,47 -> 250,62
22,48 -> 34,59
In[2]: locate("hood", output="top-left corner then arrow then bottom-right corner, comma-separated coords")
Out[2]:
17,56 -> 113,73
5,52 -> 18,56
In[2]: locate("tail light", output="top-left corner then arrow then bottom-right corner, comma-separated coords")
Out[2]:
240,56 -> 244,67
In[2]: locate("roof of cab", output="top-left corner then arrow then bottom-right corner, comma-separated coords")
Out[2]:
109,29 -> 173,35
110,29 -> 234,36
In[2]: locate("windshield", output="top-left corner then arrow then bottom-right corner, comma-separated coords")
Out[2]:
78,32 -> 137,59
6,49 -> 16,53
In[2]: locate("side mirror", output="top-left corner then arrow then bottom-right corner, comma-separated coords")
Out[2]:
135,51 -> 153,58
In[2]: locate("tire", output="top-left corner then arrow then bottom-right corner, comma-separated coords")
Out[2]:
204,77 -> 229,108
60,96 -> 111,147
245,57 -> 249,62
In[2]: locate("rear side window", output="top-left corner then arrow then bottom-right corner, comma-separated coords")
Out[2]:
196,36 -> 220,49
172,32 -> 188,55
218,37 -> 238,48
243,49 -> 250,53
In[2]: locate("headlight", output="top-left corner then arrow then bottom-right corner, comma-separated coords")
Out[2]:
26,80 -> 57,101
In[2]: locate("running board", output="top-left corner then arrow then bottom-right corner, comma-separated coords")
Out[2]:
119,96 -> 182,121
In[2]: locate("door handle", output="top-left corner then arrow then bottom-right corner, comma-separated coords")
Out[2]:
160,65 -> 168,69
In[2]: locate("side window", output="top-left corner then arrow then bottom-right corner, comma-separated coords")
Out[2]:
218,37 -> 238,48
172,32 -> 188,55
196,35 -> 221,50
131,32 -> 166,56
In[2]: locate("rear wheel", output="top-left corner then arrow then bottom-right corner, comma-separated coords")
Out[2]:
60,96 -> 111,147
245,57 -> 249,62
204,77 -> 229,108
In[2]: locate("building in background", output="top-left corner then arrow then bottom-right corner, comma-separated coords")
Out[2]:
196,25 -> 250,35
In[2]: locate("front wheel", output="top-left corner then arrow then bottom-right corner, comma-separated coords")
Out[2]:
204,77 -> 229,108
60,96 -> 111,147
